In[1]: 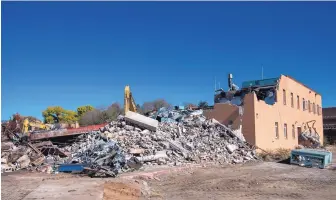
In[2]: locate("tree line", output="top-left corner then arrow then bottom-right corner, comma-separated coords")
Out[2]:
41,99 -> 209,126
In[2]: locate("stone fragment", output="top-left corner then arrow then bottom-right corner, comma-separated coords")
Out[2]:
129,148 -> 145,155
141,129 -> 150,135
125,125 -> 134,131
226,144 -> 238,154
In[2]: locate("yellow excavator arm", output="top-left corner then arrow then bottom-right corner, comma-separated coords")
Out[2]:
23,118 -> 51,134
124,85 -> 138,114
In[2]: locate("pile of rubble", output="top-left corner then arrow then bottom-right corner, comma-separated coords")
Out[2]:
100,114 -> 257,167
1,109 -> 258,176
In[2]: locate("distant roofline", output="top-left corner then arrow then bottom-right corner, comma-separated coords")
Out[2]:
283,75 -> 320,96
323,107 -> 336,109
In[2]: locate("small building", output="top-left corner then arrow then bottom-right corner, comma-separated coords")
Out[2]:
323,107 -> 336,144
205,75 -> 323,150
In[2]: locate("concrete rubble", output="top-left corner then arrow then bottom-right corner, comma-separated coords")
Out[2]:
1,108 -> 258,176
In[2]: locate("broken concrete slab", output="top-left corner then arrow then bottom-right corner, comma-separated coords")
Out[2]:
125,111 -> 158,132
16,155 -> 30,168
129,148 -> 145,155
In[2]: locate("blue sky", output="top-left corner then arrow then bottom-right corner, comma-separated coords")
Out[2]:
2,2 -> 336,120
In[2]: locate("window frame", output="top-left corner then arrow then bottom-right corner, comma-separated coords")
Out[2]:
313,103 -> 316,114
284,123 -> 288,139
308,100 -> 311,112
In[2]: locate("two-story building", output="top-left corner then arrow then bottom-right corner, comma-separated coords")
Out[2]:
323,107 -> 336,144
205,75 -> 323,150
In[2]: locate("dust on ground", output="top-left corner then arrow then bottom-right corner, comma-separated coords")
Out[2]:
2,146 -> 336,200
147,162 -> 336,200
103,182 -> 140,200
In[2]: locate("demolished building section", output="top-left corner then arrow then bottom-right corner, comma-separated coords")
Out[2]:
1,110 -> 258,175
205,74 -> 323,150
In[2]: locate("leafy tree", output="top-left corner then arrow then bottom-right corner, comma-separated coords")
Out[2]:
77,105 -> 94,117
42,106 -> 78,124
198,101 -> 209,109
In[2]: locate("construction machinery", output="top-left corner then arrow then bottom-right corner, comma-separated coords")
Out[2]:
124,85 -> 137,114
23,118 -> 51,134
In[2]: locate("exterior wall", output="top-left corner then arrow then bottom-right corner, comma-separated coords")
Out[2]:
242,93 -> 256,145
204,103 -> 242,130
253,75 -> 323,150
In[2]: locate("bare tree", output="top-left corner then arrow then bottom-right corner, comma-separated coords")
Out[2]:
198,101 -> 209,109
104,103 -> 122,121
79,109 -> 104,126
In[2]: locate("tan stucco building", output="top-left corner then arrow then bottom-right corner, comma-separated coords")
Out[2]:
205,75 -> 323,150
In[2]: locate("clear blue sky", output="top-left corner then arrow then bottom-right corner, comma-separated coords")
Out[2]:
2,2 -> 336,120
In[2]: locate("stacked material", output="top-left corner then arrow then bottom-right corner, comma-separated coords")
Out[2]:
63,132 -> 126,177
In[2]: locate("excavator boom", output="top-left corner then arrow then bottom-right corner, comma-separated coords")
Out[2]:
124,85 -> 138,114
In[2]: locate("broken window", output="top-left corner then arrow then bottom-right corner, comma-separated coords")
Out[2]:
283,89 -> 286,105
275,122 -> 279,139
297,95 -> 300,109
284,123 -> 288,139
292,124 -> 295,139
291,93 -> 294,108
308,100 -> 311,112
303,98 -> 305,110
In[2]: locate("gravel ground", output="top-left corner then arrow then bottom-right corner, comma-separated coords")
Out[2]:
2,146 -> 336,200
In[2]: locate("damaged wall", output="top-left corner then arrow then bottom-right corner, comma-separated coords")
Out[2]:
204,104 -> 242,130
252,75 -> 323,150
205,75 -> 323,150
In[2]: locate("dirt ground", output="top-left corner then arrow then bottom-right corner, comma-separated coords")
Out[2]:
2,147 -> 336,200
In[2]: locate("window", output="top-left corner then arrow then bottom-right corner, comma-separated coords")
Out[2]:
275,122 -> 279,139
308,100 -> 311,112
292,124 -> 295,139
284,123 -> 288,139
291,93 -> 294,107
303,98 -> 305,110
313,103 -> 316,114
283,89 -> 286,105
297,95 -> 300,109
317,105 -> 320,115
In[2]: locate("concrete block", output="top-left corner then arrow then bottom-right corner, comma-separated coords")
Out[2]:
129,148 -> 145,155
125,111 -> 158,132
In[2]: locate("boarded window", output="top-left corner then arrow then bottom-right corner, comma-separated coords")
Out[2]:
283,89 -> 286,105
275,122 -> 279,139
308,100 -> 311,112
297,95 -> 300,109
284,123 -> 288,139
292,124 -> 295,139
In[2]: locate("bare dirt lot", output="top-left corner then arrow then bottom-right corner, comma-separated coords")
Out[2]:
2,147 -> 336,200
